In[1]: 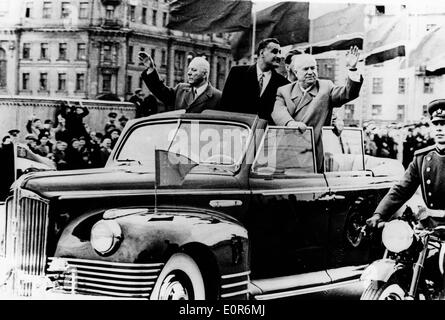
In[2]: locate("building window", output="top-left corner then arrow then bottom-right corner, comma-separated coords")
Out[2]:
424,77 -> 434,93
79,2 -> 88,19
161,49 -> 167,66
76,73 -> 85,91
152,10 -> 157,26
25,2 -> 32,18
59,43 -> 67,60
174,51 -> 185,72
105,6 -> 114,19
139,76 -> 143,89
397,105 -> 405,122
344,104 -> 355,120
371,105 -> 382,118
102,74 -> 111,92
61,2 -> 70,18
22,73 -> 30,90
40,43 -> 49,59
23,43 -> 31,59
142,7 -> 147,24
103,44 -> 112,62
0,49 -> 6,87
126,75 -> 132,93
372,77 -> 383,94
77,43 -> 86,60
58,73 -> 66,91
162,12 -> 168,27
139,47 -> 145,65
39,73 -> 48,91
217,56 -> 227,89
423,105 -> 428,116
398,77 -> 406,94
42,1 -> 51,18
151,49 -> 156,61
129,5 -> 135,22
128,46 -> 133,63
316,59 -> 335,81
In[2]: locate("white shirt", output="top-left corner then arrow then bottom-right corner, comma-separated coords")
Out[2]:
256,64 -> 271,96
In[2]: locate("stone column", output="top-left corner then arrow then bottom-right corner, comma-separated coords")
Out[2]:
167,39 -> 174,87
210,47 -> 217,86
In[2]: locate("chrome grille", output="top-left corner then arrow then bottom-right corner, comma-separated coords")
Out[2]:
47,257 -> 164,298
5,189 -> 49,296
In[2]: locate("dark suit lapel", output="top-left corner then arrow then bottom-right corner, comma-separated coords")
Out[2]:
190,84 -> 213,108
247,64 -> 260,95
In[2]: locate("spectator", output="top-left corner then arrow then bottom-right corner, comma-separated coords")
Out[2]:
61,103 -> 89,140
129,88 -> 144,111
1,135 -> 11,148
88,132 -> 103,168
8,129 -> 20,144
53,140 -> 68,170
118,115 -> 128,131
109,128 -> 121,149
141,93 -> 158,117
40,119 -> 54,140
66,138 -> 84,169
36,135 -> 53,157
54,113 -> 70,143
104,112 -> 118,136
99,138 -> 112,167
139,53 -> 221,113
25,134 -> 42,156
220,38 -> 289,122
26,117 -> 42,138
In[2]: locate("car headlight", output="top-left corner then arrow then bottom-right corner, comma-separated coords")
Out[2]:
90,220 -> 122,255
382,220 -> 414,253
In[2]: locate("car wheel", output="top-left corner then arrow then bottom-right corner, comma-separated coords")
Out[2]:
150,253 -> 206,300
361,280 -> 408,300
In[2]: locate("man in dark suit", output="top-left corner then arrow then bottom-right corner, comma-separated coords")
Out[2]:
139,52 -> 221,113
272,46 -> 363,172
367,99 -> 445,228
220,38 -> 289,122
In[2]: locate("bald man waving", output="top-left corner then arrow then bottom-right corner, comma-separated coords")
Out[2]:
272,46 -> 363,172
139,52 -> 221,113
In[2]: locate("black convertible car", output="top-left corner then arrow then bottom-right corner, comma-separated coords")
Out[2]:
0,110 -> 406,299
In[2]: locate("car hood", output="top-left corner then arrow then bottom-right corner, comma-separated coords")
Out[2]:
20,165 -> 244,198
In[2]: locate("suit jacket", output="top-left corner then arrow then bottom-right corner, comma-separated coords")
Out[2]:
141,69 -> 221,113
220,64 -> 289,122
376,145 -> 445,220
272,77 -> 363,172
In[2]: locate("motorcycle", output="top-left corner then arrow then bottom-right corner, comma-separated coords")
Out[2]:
360,207 -> 445,300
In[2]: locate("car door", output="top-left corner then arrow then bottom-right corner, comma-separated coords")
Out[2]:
246,126 -> 331,279
322,127 -> 384,272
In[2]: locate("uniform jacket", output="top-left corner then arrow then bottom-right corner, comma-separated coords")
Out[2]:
219,64 -> 289,122
141,69 -> 221,113
376,145 -> 445,218
272,77 -> 363,172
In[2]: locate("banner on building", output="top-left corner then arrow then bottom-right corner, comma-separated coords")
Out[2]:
167,0 -> 252,34
408,25 -> 445,73
230,1 -> 309,60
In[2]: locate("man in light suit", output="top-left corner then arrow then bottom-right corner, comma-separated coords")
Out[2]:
220,38 -> 289,123
272,46 -> 363,172
139,52 -> 221,113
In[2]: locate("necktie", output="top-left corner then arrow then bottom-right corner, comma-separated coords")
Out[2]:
258,74 -> 264,94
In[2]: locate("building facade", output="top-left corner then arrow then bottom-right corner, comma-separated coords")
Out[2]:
0,0 -> 233,103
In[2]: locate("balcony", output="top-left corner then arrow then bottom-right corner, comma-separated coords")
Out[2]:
99,18 -> 123,29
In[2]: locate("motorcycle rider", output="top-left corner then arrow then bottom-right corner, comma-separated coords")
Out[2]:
367,99 -> 445,298
367,99 -> 445,228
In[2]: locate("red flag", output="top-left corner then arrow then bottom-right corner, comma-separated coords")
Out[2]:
231,2 -> 309,60
167,0 -> 252,34
155,149 -> 198,187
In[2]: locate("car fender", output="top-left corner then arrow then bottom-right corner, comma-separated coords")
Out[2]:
360,258 -> 404,283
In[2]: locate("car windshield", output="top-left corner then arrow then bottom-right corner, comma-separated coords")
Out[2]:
114,120 -> 250,171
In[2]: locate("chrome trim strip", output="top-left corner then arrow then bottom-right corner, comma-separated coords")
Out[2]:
63,276 -> 156,286
253,279 -> 360,300
221,280 -> 250,289
221,270 -> 251,279
48,257 -> 164,268
63,280 -> 153,291
56,264 -> 161,274
48,269 -> 158,280
220,289 -> 250,298
71,287 -> 151,297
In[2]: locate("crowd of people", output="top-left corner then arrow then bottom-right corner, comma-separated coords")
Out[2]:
0,103 -> 131,170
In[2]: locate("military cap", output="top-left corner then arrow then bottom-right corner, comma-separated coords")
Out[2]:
8,129 -> 20,135
108,112 -> 117,118
428,99 -> 445,122
25,134 -> 38,141
119,115 -> 128,122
